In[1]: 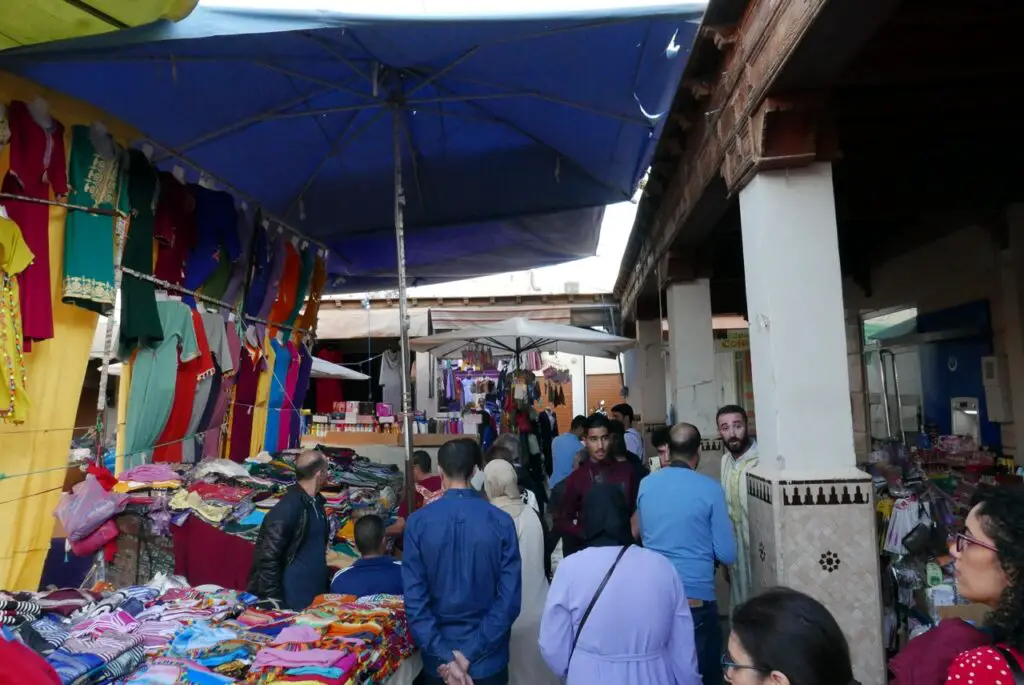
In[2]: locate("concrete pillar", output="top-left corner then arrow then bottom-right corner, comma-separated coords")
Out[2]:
634,319 -> 668,427
999,205 -> 1024,461
846,311 -> 872,463
666,280 -> 720,479
737,163 -> 884,685
666,281 -> 717,430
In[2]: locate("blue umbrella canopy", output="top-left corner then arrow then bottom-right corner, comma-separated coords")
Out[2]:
0,4 -> 703,291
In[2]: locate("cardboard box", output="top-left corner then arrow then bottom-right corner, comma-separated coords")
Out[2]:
938,603 -> 991,624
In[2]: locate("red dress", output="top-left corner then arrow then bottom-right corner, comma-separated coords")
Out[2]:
229,350 -> 264,463
153,308 -> 214,463
316,348 -> 345,413
153,172 -> 196,286
947,645 -> 1024,684
0,101 -> 68,350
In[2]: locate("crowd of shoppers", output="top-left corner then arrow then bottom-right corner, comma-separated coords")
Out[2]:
252,404 -> 1024,685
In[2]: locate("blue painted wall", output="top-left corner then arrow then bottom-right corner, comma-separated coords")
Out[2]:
916,300 -> 1000,448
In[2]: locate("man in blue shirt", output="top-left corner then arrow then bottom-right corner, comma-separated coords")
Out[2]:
402,438 -> 522,685
550,415 -> 586,489
633,423 -> 736,685
330,514 -> 403,597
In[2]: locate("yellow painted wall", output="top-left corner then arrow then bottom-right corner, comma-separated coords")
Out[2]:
0,71 -> 141,591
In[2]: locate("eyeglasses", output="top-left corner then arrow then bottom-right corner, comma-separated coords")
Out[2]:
721,654 -> 764,678
951,532 -> 998,554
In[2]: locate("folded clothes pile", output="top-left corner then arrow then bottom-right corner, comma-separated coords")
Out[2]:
3,572 -> 415,685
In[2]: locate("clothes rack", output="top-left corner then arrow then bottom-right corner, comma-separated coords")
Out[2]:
118,264 -> 314,337
0,191 -> 129,218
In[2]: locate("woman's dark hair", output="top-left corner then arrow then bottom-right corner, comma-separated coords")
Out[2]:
976,485 -> 1024,650
582,483 -> 632,548
607,418 -> 627,437
484,444 -> 515,465
731,587 -> 854,685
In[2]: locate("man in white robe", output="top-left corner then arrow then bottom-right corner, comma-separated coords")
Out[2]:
717,405 -> 759,609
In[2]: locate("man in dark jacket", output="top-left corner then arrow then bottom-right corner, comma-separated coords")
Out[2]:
248,450 -> 330,610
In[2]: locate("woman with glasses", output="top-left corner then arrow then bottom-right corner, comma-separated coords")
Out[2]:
942,485 -> 1024,682
722,587 -> 857,685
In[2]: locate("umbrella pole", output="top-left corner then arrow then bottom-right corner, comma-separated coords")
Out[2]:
392,109 -> 417,515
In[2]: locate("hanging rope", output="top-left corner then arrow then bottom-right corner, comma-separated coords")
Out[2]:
119,265 -> 314,337
0,191 -> 129,218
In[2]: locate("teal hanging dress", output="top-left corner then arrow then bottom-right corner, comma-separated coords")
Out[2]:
62,124 -> 129,315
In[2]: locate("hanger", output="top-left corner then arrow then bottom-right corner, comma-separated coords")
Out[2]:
27,96 -> 52,129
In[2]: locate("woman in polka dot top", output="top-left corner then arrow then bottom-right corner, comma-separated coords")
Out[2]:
946,486 -> 1024,684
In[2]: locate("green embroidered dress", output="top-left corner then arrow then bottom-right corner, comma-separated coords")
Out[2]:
62,124 -> 128,315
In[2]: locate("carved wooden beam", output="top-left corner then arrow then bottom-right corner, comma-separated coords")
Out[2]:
619,0 -> 831,319
721,94 -> 839,193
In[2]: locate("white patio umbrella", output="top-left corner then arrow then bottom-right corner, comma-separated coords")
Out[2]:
409,316 -> 634,359
103,356 -> 370,381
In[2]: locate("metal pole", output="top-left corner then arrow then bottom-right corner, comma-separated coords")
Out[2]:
884,349 -> 906,443
877,349 -> 893,439
96,214 -> 128,464
392,107 -> 416,513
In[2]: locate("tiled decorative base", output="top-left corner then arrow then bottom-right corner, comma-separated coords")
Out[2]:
747,469 -> 885,685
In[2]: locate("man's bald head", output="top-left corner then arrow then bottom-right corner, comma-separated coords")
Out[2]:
295,450 -> 328,483
668,422 -> 701,466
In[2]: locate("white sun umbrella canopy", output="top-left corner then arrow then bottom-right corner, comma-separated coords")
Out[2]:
409,316 -> 634,359
104,356 -> 370,381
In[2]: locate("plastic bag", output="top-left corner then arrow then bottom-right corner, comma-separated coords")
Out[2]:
54,475 -> 126,541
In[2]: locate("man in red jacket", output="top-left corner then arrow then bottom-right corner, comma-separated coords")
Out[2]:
554,412 -> 639,558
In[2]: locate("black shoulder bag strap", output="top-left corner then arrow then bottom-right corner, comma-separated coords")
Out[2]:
995,646 -> 1024,684
564,544 -> 631,679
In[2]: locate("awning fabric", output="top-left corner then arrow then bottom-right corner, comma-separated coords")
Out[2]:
0,5 -> 703,292
410,316 -> 634,359
431,306 -> 572,330
0,1 -> 197,51
316,308 -> 431,340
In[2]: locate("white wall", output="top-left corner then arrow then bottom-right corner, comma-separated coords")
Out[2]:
844,224 -> 1016,454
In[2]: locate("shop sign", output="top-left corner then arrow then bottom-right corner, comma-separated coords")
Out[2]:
715,330 -> 750,352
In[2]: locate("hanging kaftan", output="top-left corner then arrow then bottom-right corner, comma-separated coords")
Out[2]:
62,125 -> 128,314
267,239 -> 299,335
0,215 -> 33,423
152,172 -> 196,286
119,149 -> 163,358
263,337 -> 290,452
283,244 -> 314,332
123,301 -> 199,471
230,350 -> 263,463
182,186 -> 239,307
0,101 -> 68,348
153,308 -> 214,464
277,340 -> 301,451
